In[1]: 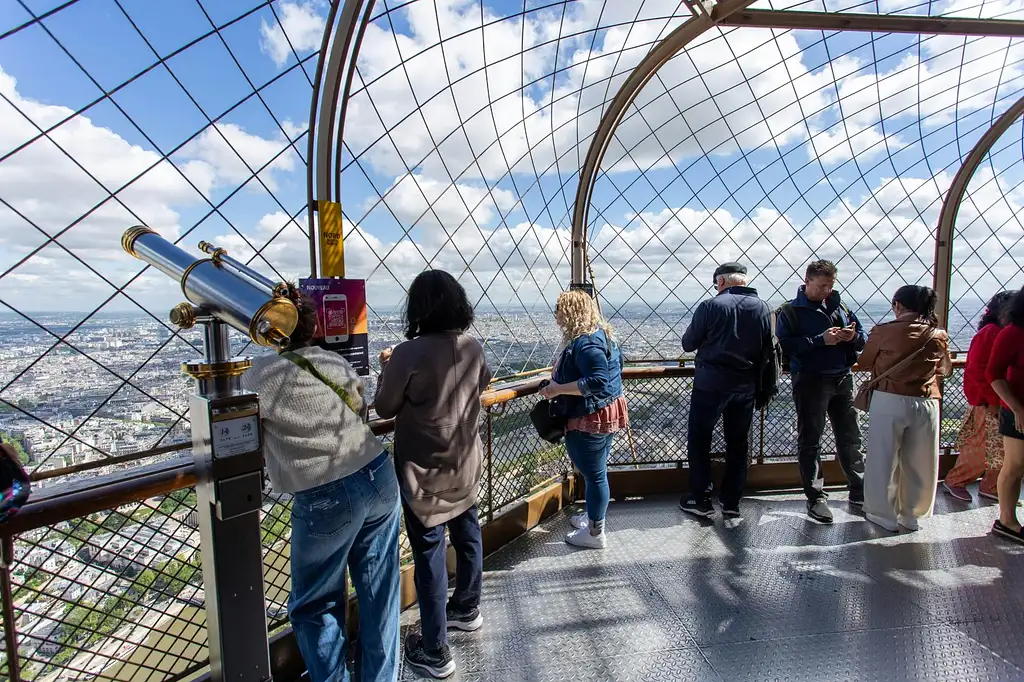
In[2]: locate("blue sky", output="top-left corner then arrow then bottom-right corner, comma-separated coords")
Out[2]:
1,0 -> 1023,353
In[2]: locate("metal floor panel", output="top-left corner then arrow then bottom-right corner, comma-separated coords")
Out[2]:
399,487 -> 1024,681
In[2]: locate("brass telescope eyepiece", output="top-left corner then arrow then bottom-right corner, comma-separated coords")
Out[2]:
170,302 -> 198,329
121,226 -> 298,349
121,225 -> 156,258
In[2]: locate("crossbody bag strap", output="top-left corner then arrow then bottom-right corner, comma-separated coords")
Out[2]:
280,351 -> 362,415
864,329 -> 937,389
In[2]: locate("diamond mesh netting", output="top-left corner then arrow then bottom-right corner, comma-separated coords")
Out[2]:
0,1 -> 1021,680
1,0 -> 1022,479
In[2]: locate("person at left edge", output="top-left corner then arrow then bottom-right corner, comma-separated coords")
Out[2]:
678,263 -> 771,519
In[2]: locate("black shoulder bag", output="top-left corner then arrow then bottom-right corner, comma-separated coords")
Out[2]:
529,333 -> 612,444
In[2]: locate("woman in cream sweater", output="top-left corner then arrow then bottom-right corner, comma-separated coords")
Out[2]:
242,288 -> 400,682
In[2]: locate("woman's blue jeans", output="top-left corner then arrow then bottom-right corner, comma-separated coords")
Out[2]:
288,452 -> 402,682
564,430 -> 613,523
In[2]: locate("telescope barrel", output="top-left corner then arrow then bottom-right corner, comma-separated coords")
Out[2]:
122,226 -> 199,282
198,241 -> 282,296
122,226 -> 297,348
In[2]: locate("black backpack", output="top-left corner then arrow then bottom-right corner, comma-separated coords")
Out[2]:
775,303 -> 800,371
0,443 -> 30,523
756,308 -> 784,410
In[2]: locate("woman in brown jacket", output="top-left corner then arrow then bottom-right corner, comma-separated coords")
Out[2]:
858,285 -> 952,533
375,270 -> 491,680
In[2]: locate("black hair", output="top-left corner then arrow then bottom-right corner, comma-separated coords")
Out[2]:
805,260 -> 837,280
1003,287 -> 1024,329
892,284 -> 938,326
284,282 -> 317,349
979,290 -> 1014,330
404,270 -> 474,340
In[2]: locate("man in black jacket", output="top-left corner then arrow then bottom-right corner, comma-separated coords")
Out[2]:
776,260 -> 866,523
680,263 -> 770,519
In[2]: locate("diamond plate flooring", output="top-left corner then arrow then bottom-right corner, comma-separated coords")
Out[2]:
398,486 -> 1024,681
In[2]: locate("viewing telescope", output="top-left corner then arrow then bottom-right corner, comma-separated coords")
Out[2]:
121,225 -> 297,348
121,225 -> 285,682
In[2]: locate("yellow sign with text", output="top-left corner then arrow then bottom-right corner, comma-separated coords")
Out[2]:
318,200 -> 344,277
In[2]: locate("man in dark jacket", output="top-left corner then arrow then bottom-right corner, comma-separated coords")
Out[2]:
680,262 -> 770,518
776,260 -> 866,523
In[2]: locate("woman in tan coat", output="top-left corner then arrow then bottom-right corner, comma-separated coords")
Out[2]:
858,285 -> 952,533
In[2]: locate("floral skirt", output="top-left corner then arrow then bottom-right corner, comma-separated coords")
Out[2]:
955,404 -> 1004,470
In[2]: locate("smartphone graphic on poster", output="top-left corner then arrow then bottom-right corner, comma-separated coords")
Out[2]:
322,294 -> 350,344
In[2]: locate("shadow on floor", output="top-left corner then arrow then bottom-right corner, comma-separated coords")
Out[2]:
398,486 -> 1024,681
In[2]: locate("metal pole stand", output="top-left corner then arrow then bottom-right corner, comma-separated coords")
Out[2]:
185,318 -> 272,682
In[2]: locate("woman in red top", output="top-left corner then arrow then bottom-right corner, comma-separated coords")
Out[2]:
944,291 -> 1014,502
985,287 -> 1024,544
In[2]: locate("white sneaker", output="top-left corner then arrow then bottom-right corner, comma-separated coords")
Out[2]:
866,513 -> 900,532
897,515 -> 919,531
565,527 -> 606,549
569,512 -> 589,530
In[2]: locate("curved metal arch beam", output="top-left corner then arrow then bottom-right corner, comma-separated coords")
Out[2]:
570,5 -> 1024,284
570,0 -> 757,283
933,94 -> 1024,329
307,0 -> 375,277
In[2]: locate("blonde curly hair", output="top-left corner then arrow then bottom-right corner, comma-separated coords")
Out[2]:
555,289 -> 613,343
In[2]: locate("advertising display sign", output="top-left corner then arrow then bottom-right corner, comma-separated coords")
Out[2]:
299,278 -> 370,375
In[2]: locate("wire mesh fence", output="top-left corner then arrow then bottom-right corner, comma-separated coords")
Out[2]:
0,363 -> 969,681
482,394 -> 572,518
5,0 -> 1020,491
6,489 -> 207,682
610,365 -> 967,468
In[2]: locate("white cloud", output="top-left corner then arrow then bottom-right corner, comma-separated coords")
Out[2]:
260,1 -> 326,68
196,162 -> 1024,319
0,65 -> 304,312
0,65 -> 197,289
281,119 -> 307,140
181,122 -> 299,192
345,4 -> 843,183
5,0 -> 1024,335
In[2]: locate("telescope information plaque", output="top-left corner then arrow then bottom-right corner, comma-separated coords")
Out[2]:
212,415 -> 260,457
300,278 -> 371,376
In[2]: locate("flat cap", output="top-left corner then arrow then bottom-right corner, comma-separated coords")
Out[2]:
712,262 -> 747,284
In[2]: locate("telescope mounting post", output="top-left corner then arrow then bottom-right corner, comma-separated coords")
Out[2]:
185,317 -> 273,682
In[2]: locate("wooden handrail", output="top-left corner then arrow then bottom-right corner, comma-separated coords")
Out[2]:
480,357 -> 967,407
4,357 -> 968,535
1,459 -> 197,536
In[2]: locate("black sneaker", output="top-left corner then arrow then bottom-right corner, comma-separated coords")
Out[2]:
404,633 -> 456,679
807,498 -> 834,523
446,604 -> 483,631
992,520 -> 1024,545
848,489 -> 864,507
679,496 -> 715,518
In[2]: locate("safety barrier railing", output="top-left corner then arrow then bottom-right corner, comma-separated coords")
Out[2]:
0,361 -> 965,682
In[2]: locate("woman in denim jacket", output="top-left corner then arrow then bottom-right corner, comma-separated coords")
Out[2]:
539,290 -> 629,549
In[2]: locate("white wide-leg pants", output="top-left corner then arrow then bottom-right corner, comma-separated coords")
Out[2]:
864,390 -> 941,525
